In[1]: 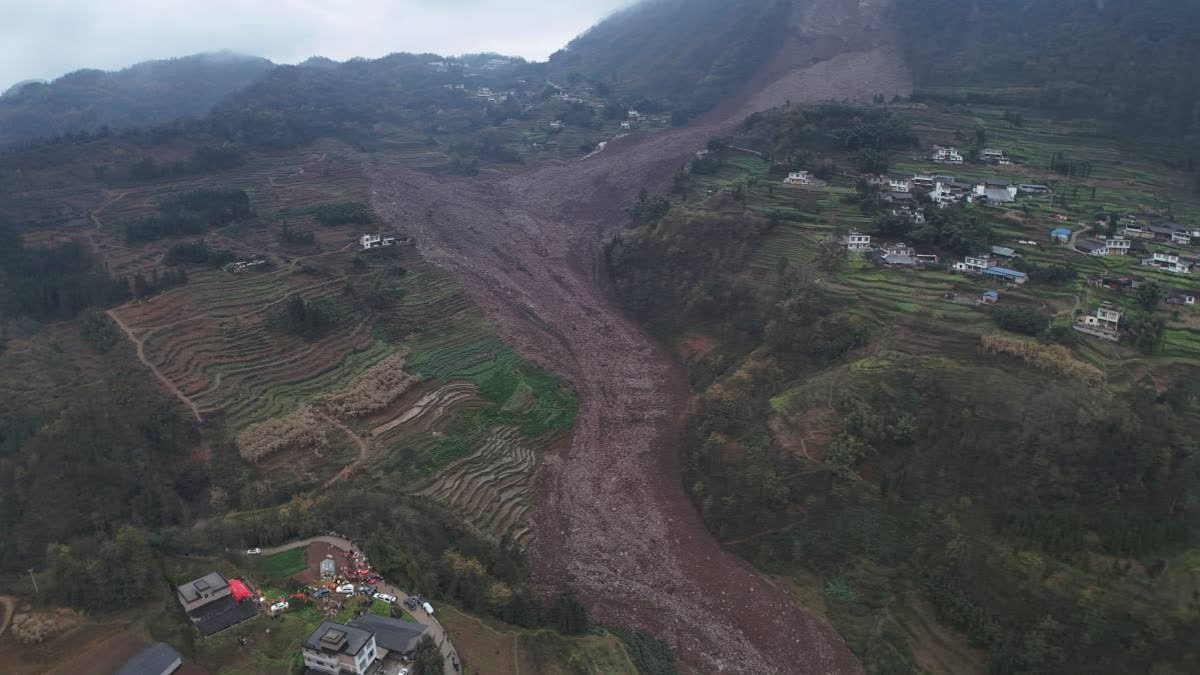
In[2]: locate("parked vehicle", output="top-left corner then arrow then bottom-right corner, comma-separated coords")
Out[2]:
270,600 -> 289,613
403,597 -> 418,610
336,584 -> 355,595
313,589 -> 330,598
245,547 -> 262,555
359,585 -> 376,594
422,601 -> 434,615
373,592 -> 397,603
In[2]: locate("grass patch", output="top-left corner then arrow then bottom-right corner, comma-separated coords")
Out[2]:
259,547 -> 307,579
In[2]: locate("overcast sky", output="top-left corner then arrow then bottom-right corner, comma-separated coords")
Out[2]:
0,0 -> 633,89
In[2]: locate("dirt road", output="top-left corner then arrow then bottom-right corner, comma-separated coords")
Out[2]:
367,3 -> 910,672
105,308 -> 205,421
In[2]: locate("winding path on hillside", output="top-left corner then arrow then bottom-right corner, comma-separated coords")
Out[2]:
368,3 -> 910,671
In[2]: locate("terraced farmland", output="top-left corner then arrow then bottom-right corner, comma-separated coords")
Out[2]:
419,426 -> 539,545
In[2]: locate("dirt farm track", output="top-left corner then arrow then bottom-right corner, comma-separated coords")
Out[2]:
368,2 -> 911,672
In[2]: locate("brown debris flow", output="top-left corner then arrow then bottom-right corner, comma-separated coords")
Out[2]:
367,2 -> 910,671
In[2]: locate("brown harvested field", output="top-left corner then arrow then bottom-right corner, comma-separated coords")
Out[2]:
439,606 -> 636,675
0,619 -> 144,675
293,542 -> 355,585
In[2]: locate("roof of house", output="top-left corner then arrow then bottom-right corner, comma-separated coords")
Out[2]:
1018,184 -> 1051,190
883,254 -> 916,266
304,621 -> 375,657
981,188 -> 1015,203
177,572 -> 229,604
1077,239 -> 1107,252
188,595 -> 258,636
348,614 -> 428,654
982,291 -> 1000,299
115,642 -> 182,675
984,266 -> 1028,280
1168,287 -> 1196,298
888,191 -> 915,201
991,246 -> 1016,257
1149,224 -> 1186,235
1050,227 -> 1071,236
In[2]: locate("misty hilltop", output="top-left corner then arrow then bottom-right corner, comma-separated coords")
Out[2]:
0,51 -> 274,144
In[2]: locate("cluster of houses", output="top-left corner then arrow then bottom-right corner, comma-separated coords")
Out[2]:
225,258 -> 268,274
359,233 -> 399,251
951,246 -> 1029,285
840,231 -> 940,267
303,615 -> 429,675
930,145 -> 1012,166
1066,221 -> 1197,274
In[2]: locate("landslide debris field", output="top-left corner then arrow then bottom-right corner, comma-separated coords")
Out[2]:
368,3 -> 909,671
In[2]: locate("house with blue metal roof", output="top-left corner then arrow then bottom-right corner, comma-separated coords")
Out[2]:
1050,227 -> 1070,242
983,267 -> 1028,285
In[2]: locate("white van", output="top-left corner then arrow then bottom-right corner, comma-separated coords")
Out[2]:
422,601 -> 434,615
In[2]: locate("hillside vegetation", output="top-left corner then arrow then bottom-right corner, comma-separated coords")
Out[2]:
548,0 -> 790,117
608,100 -> 1200,673
0,52 -> 275,144
896,0 -> 1200,140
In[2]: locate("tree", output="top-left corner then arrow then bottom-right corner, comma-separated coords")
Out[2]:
411,635 -> 444,674
551,592 -> 589,634
1133,315 -> 1165,354
1137,280 -> 1164,310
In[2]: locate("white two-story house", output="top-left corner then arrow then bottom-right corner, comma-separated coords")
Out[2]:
784,170 -> 813,185
844,231 -> 872,251
303,623 -> 378,675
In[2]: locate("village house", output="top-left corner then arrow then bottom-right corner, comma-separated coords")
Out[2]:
302,616 -> 429,675
1074,303 -> 1123,342
973,180 -> 1018,204
1077,239 -> 1109,257
981,148 -> 1009,164
303,622 -> 378,675
1017,184 -> 1052,194
176,572 -> 258,637
980,290 -> 1000,305
1143,252 -> 1192,274
620,120 -> 633,130
881,242 -> 916,258
1050,227 -> 1071,243
915,253 -> 940,265
954,254 -> 992,274
783,170 -> 813,185
227,258 -> 267,273
1167,288 -> 1197,306
983,266 -> 1029,285
1104,236 -> 1132,255
910,174 -> 935,191
1147,224 -> 1192,244
359,233 -> 397,251
931,145 -> 964,164
889,178 -> 911,193
844,230 -> 872,251
991,245 -> 1016,259
1123,224 -> 1148,239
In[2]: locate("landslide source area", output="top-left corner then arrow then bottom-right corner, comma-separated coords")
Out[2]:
370,2 -> 910,672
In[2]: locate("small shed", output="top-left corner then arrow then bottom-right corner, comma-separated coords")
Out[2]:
320,556 -> 336,580
981,291 -> 999,305
1050,227 -> 1071,243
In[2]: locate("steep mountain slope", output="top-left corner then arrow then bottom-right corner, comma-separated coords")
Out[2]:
895,0 -> 1200,137
0,52 -> 275,143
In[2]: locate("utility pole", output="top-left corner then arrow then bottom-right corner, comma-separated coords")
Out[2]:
28,568 -> 38,594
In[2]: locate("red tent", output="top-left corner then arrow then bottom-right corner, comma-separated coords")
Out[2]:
229,578 -> 253,603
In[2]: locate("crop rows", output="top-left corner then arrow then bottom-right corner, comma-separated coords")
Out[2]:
372,382 -> 482,439
419,426 -> 537,545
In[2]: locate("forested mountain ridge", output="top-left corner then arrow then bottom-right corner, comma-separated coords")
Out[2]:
0,51 -> 275,144
896,0 -> 1200,138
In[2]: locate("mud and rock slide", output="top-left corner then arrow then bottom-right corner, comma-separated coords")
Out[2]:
370,2 -> 910,672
